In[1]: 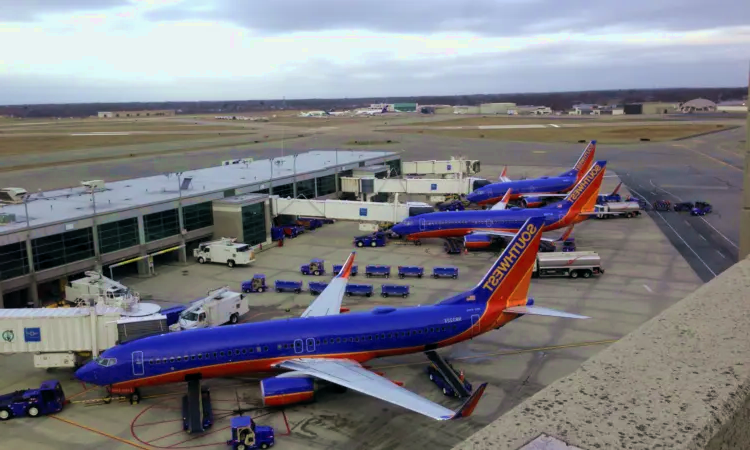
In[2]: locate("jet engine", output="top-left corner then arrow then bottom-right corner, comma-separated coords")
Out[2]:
518,196 -> 545,208
260,376 -> 316,407
463,234 -> 493,250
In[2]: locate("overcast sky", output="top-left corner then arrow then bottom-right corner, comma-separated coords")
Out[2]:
1,0 -> 748,104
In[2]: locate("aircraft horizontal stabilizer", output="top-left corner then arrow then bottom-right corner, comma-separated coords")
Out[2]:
503,305 -> 589,319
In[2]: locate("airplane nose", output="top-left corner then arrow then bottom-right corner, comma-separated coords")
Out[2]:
466,191 -> 481,203
75,363 -> 98,383
391,224 -> 406,236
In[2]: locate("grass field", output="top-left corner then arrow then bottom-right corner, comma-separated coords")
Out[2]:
388,123 -> 731,144
0,133 -> 257,156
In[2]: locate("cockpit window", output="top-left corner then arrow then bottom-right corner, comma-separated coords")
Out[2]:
94,356 -> 117,367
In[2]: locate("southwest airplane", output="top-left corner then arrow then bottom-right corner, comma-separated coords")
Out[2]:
390,160 -> 610,244
466,140 -> 596,207
74,217 -> 588,421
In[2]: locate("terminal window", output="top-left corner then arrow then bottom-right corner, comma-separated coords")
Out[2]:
32,228 -> 94,271
144,209 -> 180,242
296,179 -> 315,199
241,203 -> 267,246
98,218 -> 138,254
316,174 -> 336,196
273,183 -> 293,198
0,242 -> 29,280
182,202 -> 214,231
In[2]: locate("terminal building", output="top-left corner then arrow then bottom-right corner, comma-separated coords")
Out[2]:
0,150 -> 401,309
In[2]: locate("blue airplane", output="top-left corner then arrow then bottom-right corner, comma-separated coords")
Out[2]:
466,140 -> 597,208
390,160 -> 611,244
74,217 -> 588,421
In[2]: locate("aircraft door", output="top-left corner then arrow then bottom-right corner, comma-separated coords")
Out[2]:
419,218 -> 426,231
294,339 -> 304,354
306,338 -> 316,353
132,351 -> 145,376
471,315 -> 481,337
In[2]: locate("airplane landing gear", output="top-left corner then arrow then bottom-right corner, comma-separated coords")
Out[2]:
130,389 -> 141,405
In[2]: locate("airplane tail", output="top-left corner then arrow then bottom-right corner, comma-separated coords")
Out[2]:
498,166 -> 511,182
381,106 -> 388,113
610,181 -> 622,196
558,160 -> 607,214
558,140 -> 596,181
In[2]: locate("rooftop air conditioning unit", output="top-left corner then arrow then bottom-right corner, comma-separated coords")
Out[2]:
0,187 -> 28,204
81,180 -> 105,191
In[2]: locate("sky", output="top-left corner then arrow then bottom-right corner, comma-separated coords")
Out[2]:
1,0 -> 749,104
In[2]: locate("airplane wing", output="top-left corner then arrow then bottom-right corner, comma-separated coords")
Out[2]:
489,188 -> 513,211
300,252 -> 356,318
275,358 -> 487,421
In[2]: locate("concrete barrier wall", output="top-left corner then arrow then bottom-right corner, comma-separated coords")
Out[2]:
453,256 -> 750,450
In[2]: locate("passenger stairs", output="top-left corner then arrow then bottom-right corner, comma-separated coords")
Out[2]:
424,351 -> 471,398
183,380 -> 210,434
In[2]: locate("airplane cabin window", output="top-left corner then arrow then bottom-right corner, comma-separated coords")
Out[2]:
170,357 -> 175,363
148,359 -> 153,365
316,339 -> 321,345
177,356 -> 182,362
213,352 -> 218,358
337,338 -> 342,343
242,349 -> 247,355
323,339 -> 328,344
381,333 -> 386,339
184,355 -> 188,360
256,347 -> 261,352
198,354 -> 203,359
263,346 -> 268,352
191,355 -> 196,360
219,351 -> 225,357
375,335 -> 380,340
277,344 -> 283,350
235,350 -> 240,355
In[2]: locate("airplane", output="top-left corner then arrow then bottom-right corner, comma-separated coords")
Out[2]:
466,140 -> 597,208
298,111 -> 329,118
390,160 -> 614,244
356,106 -> 389,116
74,218 -> 588,421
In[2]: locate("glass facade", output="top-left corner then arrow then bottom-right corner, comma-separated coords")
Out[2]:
32,228 -> 95,271
316,174 -> 336,196
296,179 -> 315,198
144,209 -> 179,242
254,188 -> 269,194
182,201 -> 214,231
98,218 -> 139,254
224,188 -> 236,198
273,183 -> 293,198
387,159 -> 401,176
0,242 -> 29,280
241,203 -> 267,246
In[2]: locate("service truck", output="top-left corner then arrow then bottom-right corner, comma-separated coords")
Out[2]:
170,287 -> 248,331
532,252 -> 604,279
194,238 -> 256,268
0,306 -> 168,369
595,201 -> 642,219
65,271 -> 140,309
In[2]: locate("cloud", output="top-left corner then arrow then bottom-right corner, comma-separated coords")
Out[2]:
145,0 -> 750,36
0,0 -> 132,21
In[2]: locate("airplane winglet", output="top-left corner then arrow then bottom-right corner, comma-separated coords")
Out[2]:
335,252 -> 357,279
449,382 -> 488,420
611,181 -> 622,196
501,188 -> 512,204
558,224 -> 575,242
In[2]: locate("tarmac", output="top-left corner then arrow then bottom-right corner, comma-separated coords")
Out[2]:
0,166 -> 702,450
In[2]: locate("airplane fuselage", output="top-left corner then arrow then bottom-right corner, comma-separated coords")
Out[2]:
467,176 -> 576,205
75,299 -> 515,390
390,207 -> 579,240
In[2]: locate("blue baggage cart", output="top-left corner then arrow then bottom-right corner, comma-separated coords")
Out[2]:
398,266 -> 424,279
432,266 -> 459,279
365,265 -> 391,278
345,284 -> 373,297
275,280 -> 303,293
308,281 -> 329,295
381,284 -> 410,298
332,264 -> 358,276
300,259 -> 325,276
241,274 -> 267,293
270,227 -> 285,242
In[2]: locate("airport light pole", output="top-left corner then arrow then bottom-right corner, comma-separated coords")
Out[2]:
741,64 -> 750,260
91,188 -> 103,274
176,172 -> 187,264
293,154 -> 299,198
23,193 -> 39,307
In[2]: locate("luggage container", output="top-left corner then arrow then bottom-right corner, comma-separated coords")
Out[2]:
398,266 -> 424,279
308,282 -> 329,295
432,267 -> 459,279
274,280 -> 303,293
332,264 -> 358,276
345,284 -> 373,297
381,284 -> 410,298
365,265 -> 391,278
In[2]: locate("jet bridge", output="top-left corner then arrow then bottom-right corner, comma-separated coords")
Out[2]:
402,158 -> 481,177
270,197 -> 430,224
341,176 -> 489,197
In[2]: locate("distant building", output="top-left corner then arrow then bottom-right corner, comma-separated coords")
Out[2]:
392,103 -> 418,112
450,105 -> 480,115
679,98 -> 717,113
98,109 -> 176,118
568,104 -> 600,115
479,103 -> 516,114
716,100 -> 747,113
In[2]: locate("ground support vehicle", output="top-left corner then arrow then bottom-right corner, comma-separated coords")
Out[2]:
595,201 -> 642,219
354,232 -> 387,248
673,202 -> 694,212
282,225 -> 304,238
444,238 -> 464,254
300,259 -> 326,276
424,351 -> 472,398
653,200 -> 672,211
691,201 -> 712,216
398,266 -> 424,279
432,267 -> 459,279
297,218 -> 324,230
171,287 -> 247,330
333,264 -> 358,276
241,275 -> 268,293
381,284 -> 410,298
438,201 -> 466,212
345,284 -> 373,297
275,280 -> 303,294
226,416 -> 275,450
532,252 -> 604,279
194,238 -> 256,268
0,380 -> 65,421
270,227 -> 285,242
365,265 -> 391,278
182,384 -> 213,434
